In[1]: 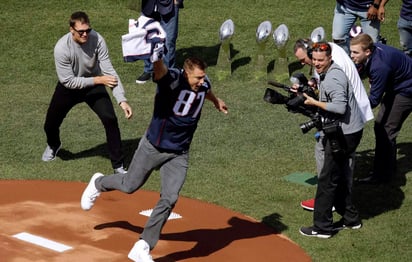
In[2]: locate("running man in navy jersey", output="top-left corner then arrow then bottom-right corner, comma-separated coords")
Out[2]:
81,55 -> 227,261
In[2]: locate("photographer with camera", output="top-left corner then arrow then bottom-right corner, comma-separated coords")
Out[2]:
293,38 -> 373,211
298,42 -> 364,238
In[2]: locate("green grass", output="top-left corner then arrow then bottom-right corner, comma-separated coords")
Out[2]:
1,0 -> 411,261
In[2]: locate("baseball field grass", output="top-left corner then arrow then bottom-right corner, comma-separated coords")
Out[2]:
1,0 -> 411,261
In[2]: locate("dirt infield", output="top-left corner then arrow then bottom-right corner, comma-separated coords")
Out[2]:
0,180 -> 311,261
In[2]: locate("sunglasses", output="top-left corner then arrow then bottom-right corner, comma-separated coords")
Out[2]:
312,42 -> 331,52
73,27 -> 92,36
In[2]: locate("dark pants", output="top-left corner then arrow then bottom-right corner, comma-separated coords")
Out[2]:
373,93 -> 412,181
313,130 -> 363,233
43,82 -> 124,169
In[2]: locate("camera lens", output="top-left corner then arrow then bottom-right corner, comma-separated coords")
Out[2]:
299,119 -> 317,134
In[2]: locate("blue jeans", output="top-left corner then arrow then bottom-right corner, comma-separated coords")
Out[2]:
398,16 -> 412,55
332,3 -> 380,54
144,6 -> 180,73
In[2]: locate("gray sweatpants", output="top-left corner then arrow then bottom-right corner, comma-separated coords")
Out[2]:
95,135 -> 189,249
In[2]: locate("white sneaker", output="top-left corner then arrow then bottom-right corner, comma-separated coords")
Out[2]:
128,239 -> 153,262
80,173 -> 103,211
41,144 -> 61,161
114,166 -> 127,175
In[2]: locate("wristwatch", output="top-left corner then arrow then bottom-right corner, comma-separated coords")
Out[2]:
372,2 -> 380,9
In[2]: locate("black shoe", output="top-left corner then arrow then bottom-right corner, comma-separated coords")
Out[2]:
333,219 -> 362,231
299,226 -> 332,239
136,72 -> 152,84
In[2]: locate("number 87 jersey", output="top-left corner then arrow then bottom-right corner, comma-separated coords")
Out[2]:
146,68 -> 211,153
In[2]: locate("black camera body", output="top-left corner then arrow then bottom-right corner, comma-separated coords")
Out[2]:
264,72 -> 318,118
264,72 -> 347,156
300,113 -> 347,155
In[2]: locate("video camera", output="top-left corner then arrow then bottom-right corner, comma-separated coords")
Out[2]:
263,73 -> 347,155
263,72 -> 318,118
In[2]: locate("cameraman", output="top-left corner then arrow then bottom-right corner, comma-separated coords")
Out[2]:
298,42 -> 364,238
293,38 -> 372,211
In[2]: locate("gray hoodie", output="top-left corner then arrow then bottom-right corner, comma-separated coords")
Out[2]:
318,62 -> 364,135
54,31 -> 126,104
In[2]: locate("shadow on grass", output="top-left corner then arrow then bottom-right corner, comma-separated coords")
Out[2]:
57,138 -> 141,167
95,216 -> 284,261
175,44 -> 249,74
352,142 -> 411,220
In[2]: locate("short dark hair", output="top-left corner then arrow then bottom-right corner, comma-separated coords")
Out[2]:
183,57 -> 207,72
311,42 -> 332,56
69,11 -> 90,27
294,38 -> 312,54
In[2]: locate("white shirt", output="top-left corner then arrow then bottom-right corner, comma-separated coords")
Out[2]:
330,42 -> 374,122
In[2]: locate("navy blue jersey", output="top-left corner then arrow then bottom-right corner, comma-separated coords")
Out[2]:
338,0 -> 373,11
146,68 -> 211,152
401,0 -> 412,20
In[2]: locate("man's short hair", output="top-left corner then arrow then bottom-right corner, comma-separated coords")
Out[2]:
294,38 -> 312,54
183,57 -> 207,72
311,42 -> 332,56
350,34 -> 374,52
69,11 -> 90,27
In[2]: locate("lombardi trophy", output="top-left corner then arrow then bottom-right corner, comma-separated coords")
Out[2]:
254,21 -> 272,80
216,19 -> 235,80
272,24 -> 290,83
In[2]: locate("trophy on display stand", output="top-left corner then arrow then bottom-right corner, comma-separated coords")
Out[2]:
306,26 -> 325,76
272,24 -> 290,83
216,19 -> 235,81
310,26 -> 325,44
254,21 -> 272,80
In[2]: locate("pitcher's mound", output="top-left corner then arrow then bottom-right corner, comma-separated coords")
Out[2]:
0,180 -> 310,261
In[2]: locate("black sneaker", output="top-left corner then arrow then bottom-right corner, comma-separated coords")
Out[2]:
136,72 -> 152,84
299,226 -> 332,239
333,219 -> 362,231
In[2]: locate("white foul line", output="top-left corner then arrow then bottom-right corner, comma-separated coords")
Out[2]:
12,232 -> 73,252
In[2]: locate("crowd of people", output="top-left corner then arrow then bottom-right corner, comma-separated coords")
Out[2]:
40,0 -> 412,260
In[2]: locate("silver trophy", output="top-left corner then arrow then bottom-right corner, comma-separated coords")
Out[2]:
216,19 -> 235,80
310,26 -> 325,43
254,21 -> 272,80
272,24 -> 290,82
305,26 -> 325,76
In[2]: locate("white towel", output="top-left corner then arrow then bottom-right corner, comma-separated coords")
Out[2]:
122,15 -> 167,62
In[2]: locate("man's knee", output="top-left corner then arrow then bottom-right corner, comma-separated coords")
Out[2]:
99,112 -> 118,126
159,195 -> 178,209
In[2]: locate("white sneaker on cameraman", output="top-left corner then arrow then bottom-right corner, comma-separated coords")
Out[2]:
128,239 -> 153,262
81,173 -> 103,211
